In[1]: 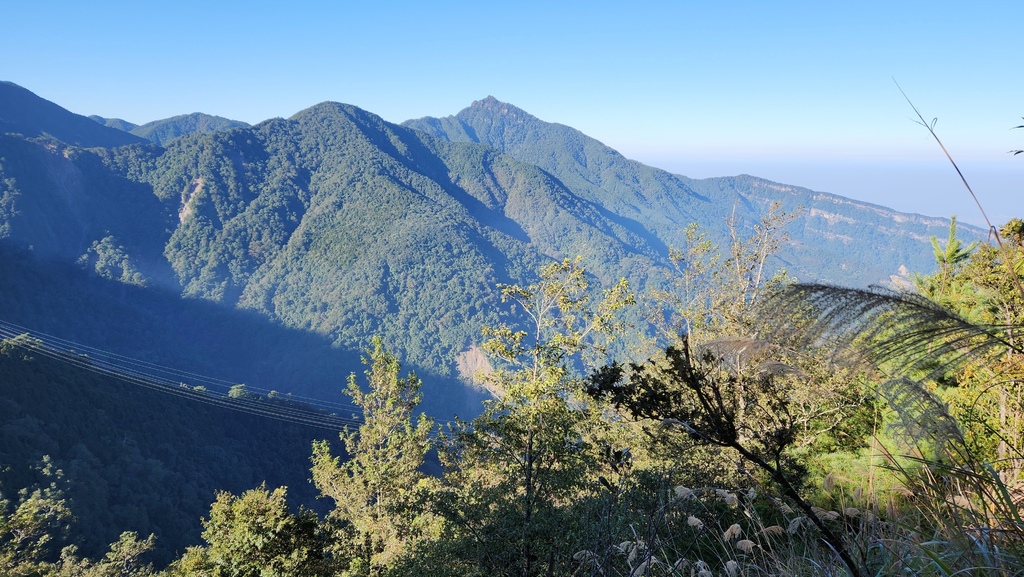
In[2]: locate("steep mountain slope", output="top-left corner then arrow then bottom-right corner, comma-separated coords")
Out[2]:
0,133 -> 172,282
0,323 -> 341,565
147,101 -> 664,371
0,81 -> 146,148
404,96 -> 974,283
0,86 -> 668,404
129,112 -> 250,146
0,83 -> 979,409
680,174 -> 958,281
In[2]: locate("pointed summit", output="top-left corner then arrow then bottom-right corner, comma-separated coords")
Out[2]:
472,95 -> 502,108
469,95 -> 530,117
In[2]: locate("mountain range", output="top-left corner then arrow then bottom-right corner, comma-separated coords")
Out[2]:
0,81 -> 976,408
0,79 -> 985,561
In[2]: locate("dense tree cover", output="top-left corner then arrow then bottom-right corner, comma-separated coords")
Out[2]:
747,217 -> 1024,575
405,96 -> 965,285
89,115 -> 139,133
2,83 -> 965,399
0,134 -> 172,283
128,113 -> 250,147
418,258 -> 633,576
4,214 -> 1024,575
311,337 -> 434,574
0,333 -> 343,565
89,112 -> 250,147
5,83 -> 1018,575
909,218 -> 1024,465
0,231 -> 485,419
168,486 -> 341,577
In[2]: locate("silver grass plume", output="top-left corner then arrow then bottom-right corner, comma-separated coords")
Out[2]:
757,284 -> 1022,449
760,284 -> 1019,374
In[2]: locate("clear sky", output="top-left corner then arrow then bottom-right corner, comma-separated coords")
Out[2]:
4,1 -> 1020,228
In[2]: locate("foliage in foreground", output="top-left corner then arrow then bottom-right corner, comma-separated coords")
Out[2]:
5,218 -> 1024,576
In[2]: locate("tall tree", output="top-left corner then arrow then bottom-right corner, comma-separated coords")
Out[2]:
911,218 -> 1024,464
648,203 -> 796,343
435,258 -> 632,576
310,337 -> 434,575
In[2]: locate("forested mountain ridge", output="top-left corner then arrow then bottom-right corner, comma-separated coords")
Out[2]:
126,113 -> 250,146
150,101 -> 667,371
405,95 -> 973,283
88,113 -> 250,146
0,82 -> 997,573
89,115 -> 138,132
0,89 -> 665,407
0,83 -> 974,402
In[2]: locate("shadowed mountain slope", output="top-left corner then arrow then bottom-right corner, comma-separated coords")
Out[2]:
0,85 -> 977,408
149,101 -> 664,371
0,89 -> 667,406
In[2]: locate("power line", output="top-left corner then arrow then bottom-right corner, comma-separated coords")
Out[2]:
0,319 -> 364,414
0,325 -> 357,431
0,320 -> 454,437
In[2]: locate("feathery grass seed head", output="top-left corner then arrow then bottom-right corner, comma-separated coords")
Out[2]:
723,523 -> 742,540
674,485 -> 694,500
788,516 -> 806,534
823,472 -> 836,491
760,525 -> 785,537
716,489 -> 739,507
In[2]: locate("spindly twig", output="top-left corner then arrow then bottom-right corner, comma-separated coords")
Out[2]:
894,79 -> 1024,302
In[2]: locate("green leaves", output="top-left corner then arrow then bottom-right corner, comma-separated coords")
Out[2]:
427,259 -> 635,575
310,337 -> 435,574
178,485 -> 338,577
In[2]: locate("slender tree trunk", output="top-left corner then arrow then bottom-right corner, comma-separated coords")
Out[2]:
523,428 -> 535,576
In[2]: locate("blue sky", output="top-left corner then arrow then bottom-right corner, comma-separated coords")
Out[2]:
4,1 -> 1020,228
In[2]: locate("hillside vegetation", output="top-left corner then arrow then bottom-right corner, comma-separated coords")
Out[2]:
0,84 -> 969,403
2,82 -> 1014,574
1,217 -> 1020,576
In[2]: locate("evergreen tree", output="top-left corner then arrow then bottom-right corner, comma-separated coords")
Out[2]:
310,337 -> 434,575
434,258 -> 632,576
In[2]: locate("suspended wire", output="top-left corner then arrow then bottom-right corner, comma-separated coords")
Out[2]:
0,321 -> 454,437
5,344 -> 362,430
0,325 -> 358,431
0,319 -> 364,414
